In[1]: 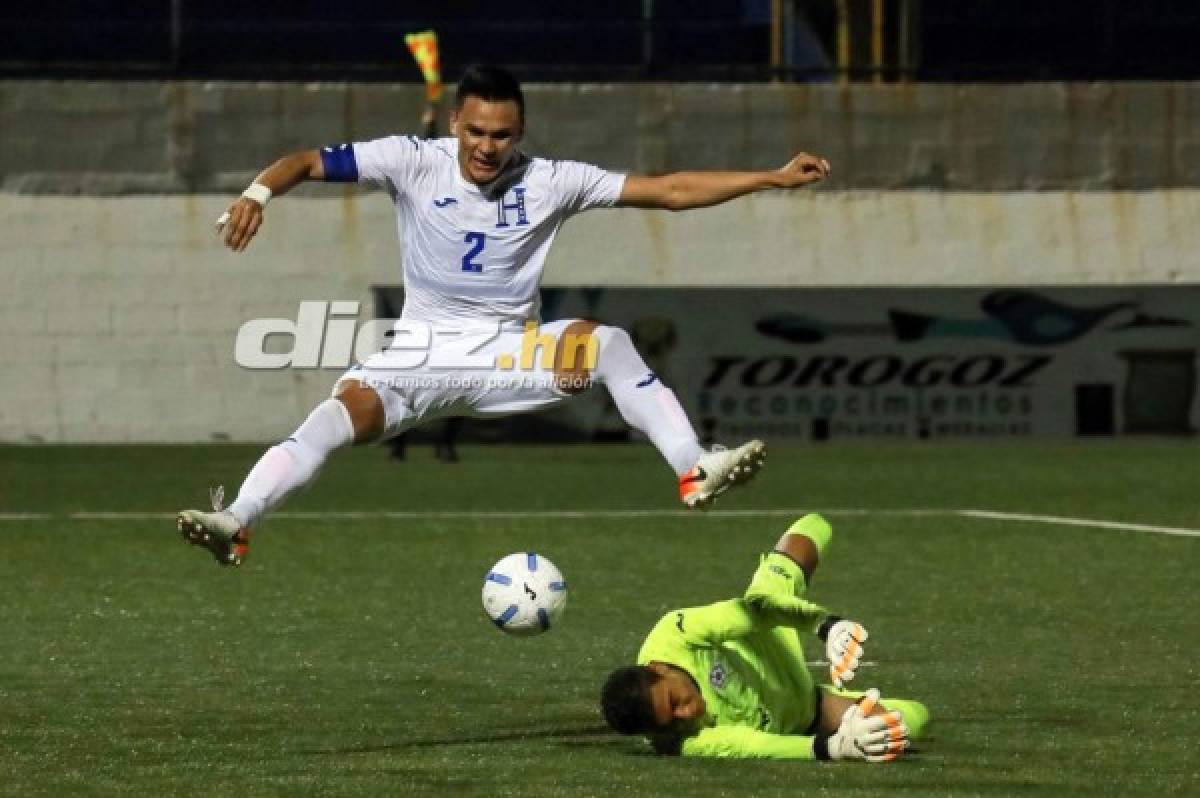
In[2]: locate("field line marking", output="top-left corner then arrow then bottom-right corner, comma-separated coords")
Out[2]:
0,508 -> 1195,538
69,512 -> 169,520
807,660 -> 877,668
958,509 -> 1200,539
56,509 -> 947,521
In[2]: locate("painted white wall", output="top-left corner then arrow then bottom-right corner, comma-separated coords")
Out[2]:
3,191 -> 1198,442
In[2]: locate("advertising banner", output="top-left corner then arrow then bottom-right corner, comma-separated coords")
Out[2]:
374,286 -> 1199,442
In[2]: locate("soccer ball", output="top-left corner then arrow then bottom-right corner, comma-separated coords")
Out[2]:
482,552 -> 568,635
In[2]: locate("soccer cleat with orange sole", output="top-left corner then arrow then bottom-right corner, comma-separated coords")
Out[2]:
679,439 -> 767,510
177,509 -> 251,567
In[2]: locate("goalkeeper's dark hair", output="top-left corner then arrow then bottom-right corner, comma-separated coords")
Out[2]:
456,64 -> 525,123
600,665 -> 659,736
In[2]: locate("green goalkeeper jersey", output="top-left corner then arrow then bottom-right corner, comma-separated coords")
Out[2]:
636,598 -> 822,759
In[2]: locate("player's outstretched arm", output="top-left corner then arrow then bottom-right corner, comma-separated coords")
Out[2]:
217,150 -> 326,252
617,152 -> 829,211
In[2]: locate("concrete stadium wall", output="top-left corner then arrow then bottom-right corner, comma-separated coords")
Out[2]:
3,80 -> 1199,441
3,190 -> 1198,442
4,80 -> 1200,192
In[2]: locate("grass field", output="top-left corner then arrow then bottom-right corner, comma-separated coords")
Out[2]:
0,441 -> 1196,796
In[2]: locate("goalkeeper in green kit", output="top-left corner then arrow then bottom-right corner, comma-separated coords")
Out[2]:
600,514 -> 929,760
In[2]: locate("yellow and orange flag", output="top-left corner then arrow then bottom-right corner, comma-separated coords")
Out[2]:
405,30 -> 443,104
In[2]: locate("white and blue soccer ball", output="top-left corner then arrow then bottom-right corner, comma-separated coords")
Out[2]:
482,552 -> 568,636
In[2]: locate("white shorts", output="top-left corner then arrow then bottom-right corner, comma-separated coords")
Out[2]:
333,319 -> 589,440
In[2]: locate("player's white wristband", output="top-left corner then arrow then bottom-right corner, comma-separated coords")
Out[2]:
214,183 -> 272,231
241,183 -> 273,207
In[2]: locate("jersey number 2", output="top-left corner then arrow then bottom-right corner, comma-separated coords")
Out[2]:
462,232 -> 486,273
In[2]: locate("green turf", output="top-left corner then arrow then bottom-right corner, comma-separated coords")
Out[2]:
0,442 -> 1196,796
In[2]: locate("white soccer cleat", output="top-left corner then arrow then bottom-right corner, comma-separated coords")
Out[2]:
678,439 -> 767,510
177,509 -> 250,567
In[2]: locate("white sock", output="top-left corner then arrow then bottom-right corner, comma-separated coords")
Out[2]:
591,325 -> 704,476
227,398 -> 356,527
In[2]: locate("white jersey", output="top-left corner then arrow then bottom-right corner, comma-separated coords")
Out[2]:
344,136 -> 625,330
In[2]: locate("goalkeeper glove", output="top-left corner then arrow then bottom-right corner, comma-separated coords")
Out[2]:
815,616 -> 869,688
815,689 -> 909,763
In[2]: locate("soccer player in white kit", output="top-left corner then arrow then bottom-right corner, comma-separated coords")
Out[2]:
179,65 -> 831,566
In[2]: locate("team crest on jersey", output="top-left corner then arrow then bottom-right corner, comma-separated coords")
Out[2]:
708,662 -> 728,689
495,186 -> 530,227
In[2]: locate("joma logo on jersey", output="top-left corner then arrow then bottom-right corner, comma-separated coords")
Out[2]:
495,187 -> 529,227
709,663 -> 728,689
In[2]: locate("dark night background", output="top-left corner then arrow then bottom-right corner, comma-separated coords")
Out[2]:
3,0 -> 1198,82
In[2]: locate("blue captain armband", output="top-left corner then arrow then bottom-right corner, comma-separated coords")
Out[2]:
320,144 -> 359,182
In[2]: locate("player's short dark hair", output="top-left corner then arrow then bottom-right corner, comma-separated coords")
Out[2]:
600,665 -> 659,735
456,64 -> 525,122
